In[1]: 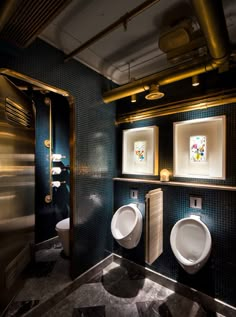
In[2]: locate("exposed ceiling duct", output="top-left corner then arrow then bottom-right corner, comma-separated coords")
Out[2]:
102,0 -> 230,104
158,18 -> 207,65
159,19 -> 195,53
0,0 -> 72,48
64,0 -> 161,62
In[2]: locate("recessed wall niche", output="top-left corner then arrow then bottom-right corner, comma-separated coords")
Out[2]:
173,115 -> 226,179
122,126 -> 159,175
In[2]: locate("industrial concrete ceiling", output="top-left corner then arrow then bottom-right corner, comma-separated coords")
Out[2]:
40,0 -> 236,85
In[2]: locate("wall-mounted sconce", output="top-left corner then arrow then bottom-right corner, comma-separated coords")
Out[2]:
145,84 -> 165,100
131,94 -> 137,103
160,169 -> 170,181
192,75 -> 200,87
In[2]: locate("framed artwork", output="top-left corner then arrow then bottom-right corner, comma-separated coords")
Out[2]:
173,115 -> 226,179
122,126 -> 159,175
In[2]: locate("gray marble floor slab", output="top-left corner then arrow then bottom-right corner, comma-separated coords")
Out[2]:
106,304 -> 139,317
4,247 -> 230,317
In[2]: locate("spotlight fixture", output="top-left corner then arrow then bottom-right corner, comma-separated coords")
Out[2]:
131,94 -> 137,103
127,62 -> 137,103
192,75 -> 200,87
145,84 -> 164,100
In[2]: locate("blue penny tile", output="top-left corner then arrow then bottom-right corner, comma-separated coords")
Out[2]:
73,305 -> 105,317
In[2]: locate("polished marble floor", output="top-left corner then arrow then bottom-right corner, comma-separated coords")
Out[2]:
4,246 -> 227,317
43,261 -> 226,317
4,243 -> 71,317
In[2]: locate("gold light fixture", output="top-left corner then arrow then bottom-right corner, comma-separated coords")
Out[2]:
192,75 -> 200,87
127,62 -> 137,103
131,94 -> 137,102
145,84 -> 165,100
160,169 -> 170,181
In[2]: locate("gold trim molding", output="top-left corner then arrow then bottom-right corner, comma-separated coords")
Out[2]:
116,88 -> 236,124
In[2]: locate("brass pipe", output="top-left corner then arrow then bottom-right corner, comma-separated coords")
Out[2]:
103,82 -> 150,104
191,0 -> 230,62
158,61 -> 217,86
102,0 -> 230,104
64,0 -> 160,62
103,60 -> 217,103
44,97 -> 53,204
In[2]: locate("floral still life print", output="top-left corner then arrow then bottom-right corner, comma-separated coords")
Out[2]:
134,141 -> 146,163
190,135 -> 207,162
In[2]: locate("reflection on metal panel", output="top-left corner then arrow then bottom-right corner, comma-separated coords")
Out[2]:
0,75 -> 35,313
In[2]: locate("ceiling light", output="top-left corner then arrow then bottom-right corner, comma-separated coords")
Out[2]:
131,94 -> 137,103
145,84 -> 165,100
192,75 -> 200,87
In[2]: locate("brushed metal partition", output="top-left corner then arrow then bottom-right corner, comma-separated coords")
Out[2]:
0,75 -> 35,312
0,69 -> 75,315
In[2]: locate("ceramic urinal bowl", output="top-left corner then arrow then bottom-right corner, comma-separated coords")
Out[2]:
111,204 -> 142,249
170,215 -> 212,274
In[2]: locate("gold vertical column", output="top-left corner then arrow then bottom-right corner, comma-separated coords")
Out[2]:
44,97 -> 53,203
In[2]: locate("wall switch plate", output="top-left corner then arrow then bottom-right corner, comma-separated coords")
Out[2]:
130,189 -> 138,199
190,196 -> 202,209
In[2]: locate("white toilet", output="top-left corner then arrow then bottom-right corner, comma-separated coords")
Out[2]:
170,215 -> 212,274
111,204 -> 143,249
55,217 -> 70,256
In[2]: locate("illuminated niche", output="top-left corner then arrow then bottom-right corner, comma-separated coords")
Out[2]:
174,116 -> 226,179
122,126 -> 159,175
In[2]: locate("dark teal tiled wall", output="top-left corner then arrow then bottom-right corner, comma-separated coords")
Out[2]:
115,101 -> 236,306
0,38 -> 116,276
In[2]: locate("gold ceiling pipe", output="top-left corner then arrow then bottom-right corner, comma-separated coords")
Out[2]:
103,60 -> 217,103
158,61 -> 217,86
191,0 -> 230,62
102,0 -> 230,104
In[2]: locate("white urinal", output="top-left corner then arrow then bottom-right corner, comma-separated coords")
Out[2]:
170,215 -> 212,274
111,204 -> 142,249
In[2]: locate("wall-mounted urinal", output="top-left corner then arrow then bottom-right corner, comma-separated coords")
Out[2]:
170,215 -> 212,274
111,204 -> 142,249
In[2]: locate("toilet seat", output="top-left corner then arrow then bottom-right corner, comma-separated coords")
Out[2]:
170,216 -> 211,274
55,217 -> 70,256
56,218 -> 70,231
